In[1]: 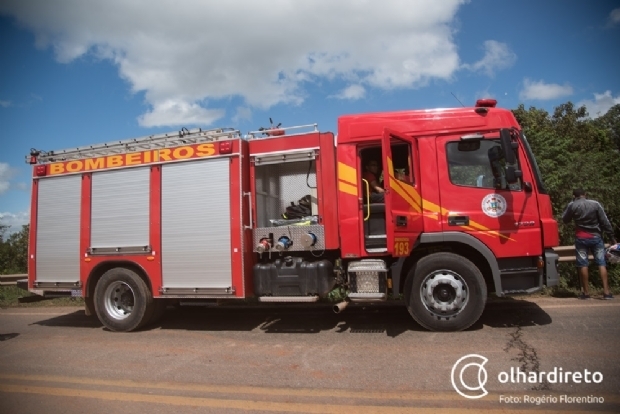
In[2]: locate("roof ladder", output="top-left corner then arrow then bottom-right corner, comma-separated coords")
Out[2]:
31,127 -> 240,164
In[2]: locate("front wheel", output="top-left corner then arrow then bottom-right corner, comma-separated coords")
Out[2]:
94,267 -> 154,332
404,252 -> 487,331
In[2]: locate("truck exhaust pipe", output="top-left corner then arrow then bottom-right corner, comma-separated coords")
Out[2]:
333,299 -> 350,314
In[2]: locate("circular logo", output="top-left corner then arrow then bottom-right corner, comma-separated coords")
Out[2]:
481,193 -> 507,218
451,354 -> 488,399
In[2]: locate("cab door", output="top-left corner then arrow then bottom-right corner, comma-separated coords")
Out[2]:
381,128 -> 424,257
436,132 -> 542,259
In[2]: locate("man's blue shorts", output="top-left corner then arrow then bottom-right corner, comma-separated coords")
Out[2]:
575,235 -> 606,267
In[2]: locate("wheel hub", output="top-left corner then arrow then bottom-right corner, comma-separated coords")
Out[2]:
420,270 -> 469,318
104,281 -> 135,321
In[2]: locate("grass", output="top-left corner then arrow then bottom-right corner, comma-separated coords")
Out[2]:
0,285 -> 84,308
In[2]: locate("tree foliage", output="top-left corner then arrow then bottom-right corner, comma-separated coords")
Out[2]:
513,102 -> 620,247
0,223 -> 29,274
593,104 -> 620,152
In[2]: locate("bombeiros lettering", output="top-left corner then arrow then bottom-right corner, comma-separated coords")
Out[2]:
48,143 -> 216,175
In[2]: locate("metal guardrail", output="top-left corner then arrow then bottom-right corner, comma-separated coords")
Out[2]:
553,244 -> 613,263
0,274 -> 27,286
554,246 -> 578,263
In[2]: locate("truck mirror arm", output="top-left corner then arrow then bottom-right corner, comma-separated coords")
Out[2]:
500,128 -> 522,184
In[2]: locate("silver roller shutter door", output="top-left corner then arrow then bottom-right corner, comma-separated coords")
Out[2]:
162,159 -> 232,288
36,175 -> 81,283
91,168 -> 150,248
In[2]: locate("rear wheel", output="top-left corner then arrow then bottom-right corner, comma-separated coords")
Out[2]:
404,252 -> 486,331
94,267 -> 154,332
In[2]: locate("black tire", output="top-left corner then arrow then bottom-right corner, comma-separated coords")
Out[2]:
84,294 -> 96,317
94,267 -> 154,332
404,252 -> 487,332
146,299 -> 167,327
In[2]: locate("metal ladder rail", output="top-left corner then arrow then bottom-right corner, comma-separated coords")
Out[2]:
246,123 -> 318,139
30,127 -> 241,164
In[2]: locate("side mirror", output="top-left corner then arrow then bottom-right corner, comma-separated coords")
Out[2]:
506,166 -> 522,183
500,129 -> 522,184
500,129 -> 516,165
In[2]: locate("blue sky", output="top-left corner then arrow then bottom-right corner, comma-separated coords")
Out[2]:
1,0 -> 619,234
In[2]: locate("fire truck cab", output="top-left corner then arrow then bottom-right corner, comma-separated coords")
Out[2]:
25,100 -> 559,332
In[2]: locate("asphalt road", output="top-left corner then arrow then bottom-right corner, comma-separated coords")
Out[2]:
0,296 -> 619,413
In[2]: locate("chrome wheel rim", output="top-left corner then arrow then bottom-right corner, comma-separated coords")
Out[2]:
104,281 -> 135,320
419,270 -> 469,319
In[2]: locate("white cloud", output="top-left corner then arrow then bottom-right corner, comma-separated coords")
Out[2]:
137,100 -> 225,127
577,90 -> 620,118
0,0 -> 465,127
463,40 -> 517,77
0,210 -> 30,237
331,84 -> 366,100
519,78 -> 573,100
0,162 -> 15,194
0,100 -> 12,108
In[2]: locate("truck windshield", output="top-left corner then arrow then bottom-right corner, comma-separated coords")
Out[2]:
520,132 -> 547,194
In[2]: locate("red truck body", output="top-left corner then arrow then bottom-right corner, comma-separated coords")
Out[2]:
25,100 -> 559,332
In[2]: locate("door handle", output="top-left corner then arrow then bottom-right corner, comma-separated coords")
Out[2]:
448,215 -> 469,226
396,216 -> 407,227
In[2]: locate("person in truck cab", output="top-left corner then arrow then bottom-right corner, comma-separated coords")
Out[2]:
562,188 -> 617,300
362,160 -> 384,203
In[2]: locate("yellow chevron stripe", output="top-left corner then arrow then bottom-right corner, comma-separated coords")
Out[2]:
464,220 -> 488,231
422,199 -> 450,216
385,155 -> 423,213
338,162 -> 357,186
485,230 -> 516,242
403,183 -> 422,208
338,181 -> 358,196
389,178 -> 421,213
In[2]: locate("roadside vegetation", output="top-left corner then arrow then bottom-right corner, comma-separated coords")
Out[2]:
513,102 -> 620,295
0,285 -> 84,308
1,101 -> 619,306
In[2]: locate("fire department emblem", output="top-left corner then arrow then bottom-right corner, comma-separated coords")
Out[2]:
481,193 -> 507,218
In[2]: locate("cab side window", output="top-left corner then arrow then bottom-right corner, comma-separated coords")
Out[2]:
447,140 -> 521,191
391,143 -> 414,185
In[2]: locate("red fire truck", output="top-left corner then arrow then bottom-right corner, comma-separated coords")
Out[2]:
24,99 -> 559,332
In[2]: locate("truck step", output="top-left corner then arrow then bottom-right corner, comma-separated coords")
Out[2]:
348,293 -> 387,302
347,259 -> 388,272
258,296 -> 319,303
365,247 -> 388,253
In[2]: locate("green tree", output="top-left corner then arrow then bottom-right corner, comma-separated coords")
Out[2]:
0,222 -> 29,274
7,225 -> 29,273
594,104 -> 620,152
513,102 -> 620,291
513,102 -> 620,246
0,223 -> 10,274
